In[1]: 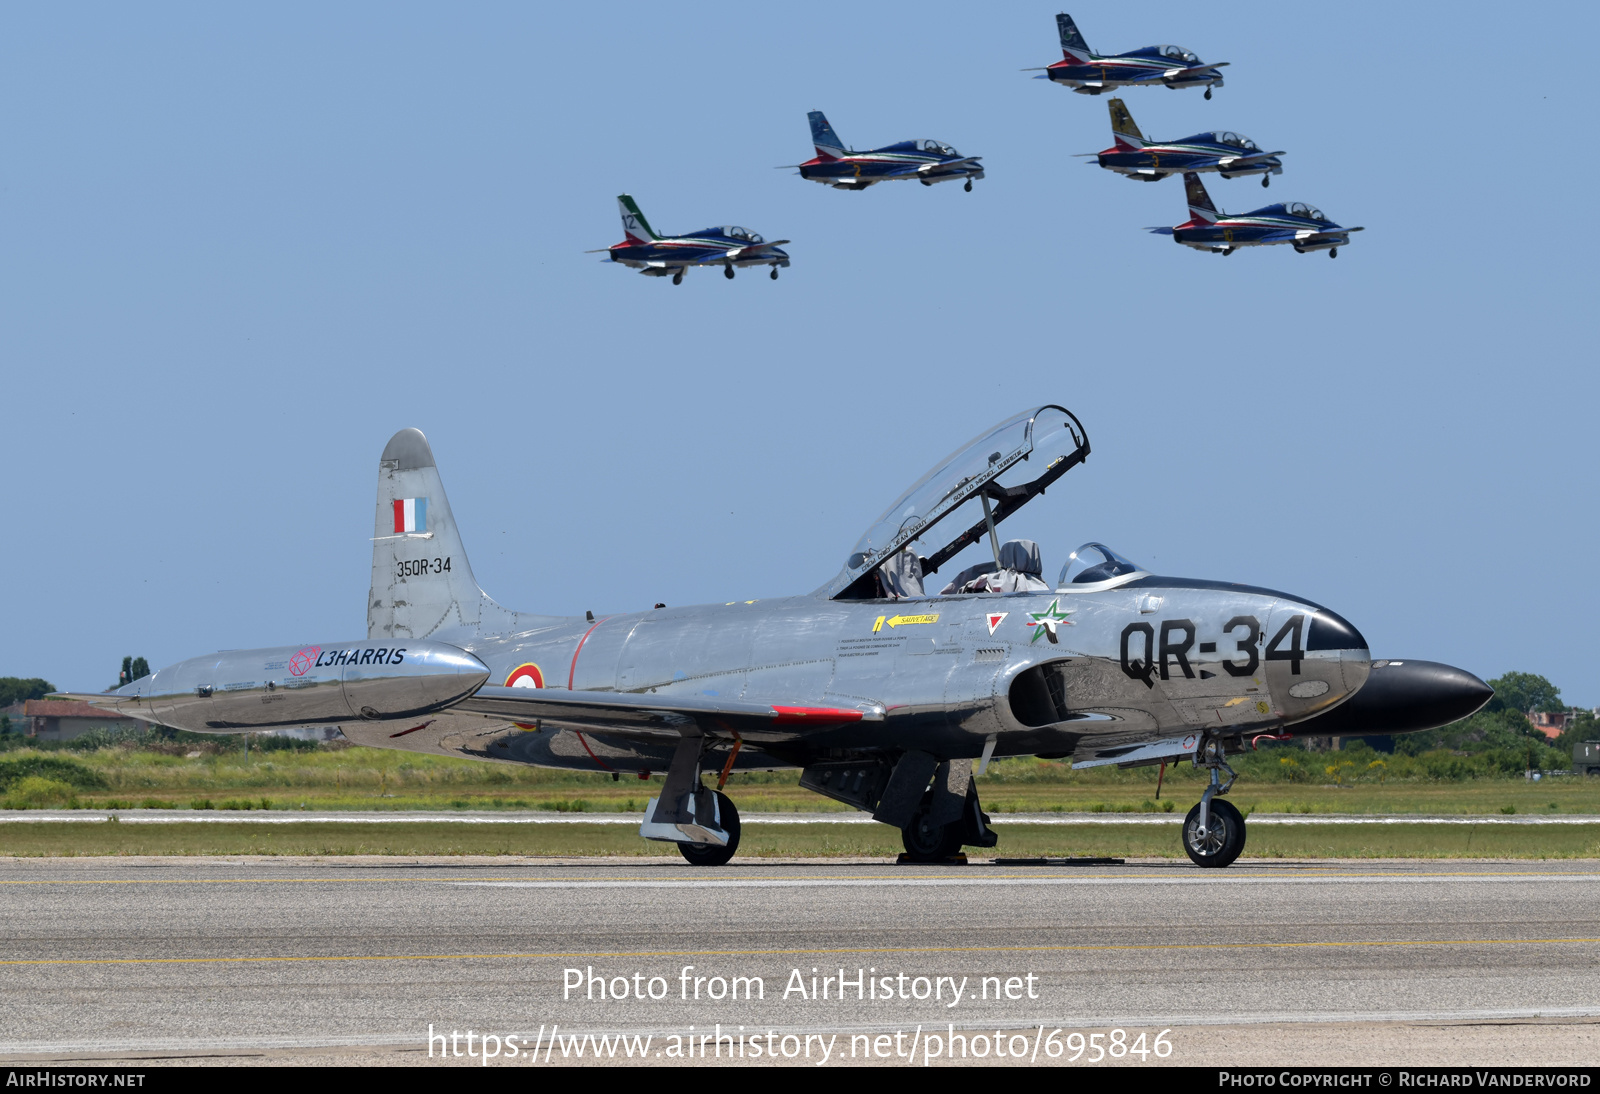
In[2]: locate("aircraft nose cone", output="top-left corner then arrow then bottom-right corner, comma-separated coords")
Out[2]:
1289,660 -> 1493,738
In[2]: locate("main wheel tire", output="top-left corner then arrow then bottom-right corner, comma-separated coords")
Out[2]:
679,792 -> 740,867
1182,799 -> 1245,868
672,270 -> 683,285
724,265 -> 734,280
1330,247 -> 1338,258
769,267 -> 778,280
901,809 -> 963,862
1262,176 -> 1270,188
964,179 -> 973,192
1204,88 -> 1213,100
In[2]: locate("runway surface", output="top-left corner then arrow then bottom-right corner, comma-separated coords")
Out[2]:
5,809 -> 1599,825
0,857 -> 1596,1067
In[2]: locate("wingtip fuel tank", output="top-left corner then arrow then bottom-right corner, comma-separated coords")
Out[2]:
94,639 -> 490,733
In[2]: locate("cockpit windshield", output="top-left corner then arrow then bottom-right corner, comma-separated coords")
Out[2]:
1058,543 -> 1144,589
723,226 -> 764,243
1160,44 -> 1199,63
824,405 -> 1090,599
921,140 -> 958,156
1215,132 -> 1258,151
1285,203 -> 1323,221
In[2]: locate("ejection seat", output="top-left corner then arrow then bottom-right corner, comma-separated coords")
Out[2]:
939,539 -> 1051,594
877,548 -> 925,599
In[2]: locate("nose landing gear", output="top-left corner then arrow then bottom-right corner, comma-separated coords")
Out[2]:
1182,739 -> 1244,868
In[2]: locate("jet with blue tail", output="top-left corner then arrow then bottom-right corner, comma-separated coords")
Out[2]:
1150,173 -> 1363,258
1030,13 -> 1228,99
792,111 -> 984,192
1091,98 -> 1283,187
590,195 -> 790,284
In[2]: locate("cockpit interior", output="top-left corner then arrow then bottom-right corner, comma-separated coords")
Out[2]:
825,405 -> 1143,602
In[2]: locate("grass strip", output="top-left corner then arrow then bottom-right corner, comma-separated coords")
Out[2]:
2,822 -> 1599,859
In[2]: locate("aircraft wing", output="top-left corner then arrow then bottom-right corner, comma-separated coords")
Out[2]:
1159,61 -> 1230,80
919,157 -> 983,174
1216,151 -> 1286,167
453,685 -> 880,738
723,240 -> 790,260
1295,227 -> 1364,241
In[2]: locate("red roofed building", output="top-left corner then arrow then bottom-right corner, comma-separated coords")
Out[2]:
1527,711 -> 1573,741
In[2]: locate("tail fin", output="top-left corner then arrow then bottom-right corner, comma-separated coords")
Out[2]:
1056,13 -> 1093,63
1107,98 -> 1146,150
807,111 -> 846,160
1183,172 -> 1220,224
617,195 -> 658,245
369,429 -> 550,642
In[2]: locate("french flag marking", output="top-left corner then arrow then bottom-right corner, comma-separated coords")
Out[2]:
392,497 -> 428,534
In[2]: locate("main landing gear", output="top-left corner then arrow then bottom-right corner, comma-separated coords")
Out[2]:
964,179 -> 973,192
1182,738 -> 1245,868
1261,175 -> 1270,188
1329,247 -> 1338,258
1204,87 -> 1213,100
639,737 -> 743,866
724,263 -> 735,280
671,269 -> 684,285
770,266 -> 779,280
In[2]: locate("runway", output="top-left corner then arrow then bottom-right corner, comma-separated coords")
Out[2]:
0,857 -> 1596,1067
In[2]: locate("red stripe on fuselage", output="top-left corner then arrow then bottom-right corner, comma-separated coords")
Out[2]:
568,617 -> 608,690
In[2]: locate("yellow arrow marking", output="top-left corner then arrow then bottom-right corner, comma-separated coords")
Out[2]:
886,613 -> 940,628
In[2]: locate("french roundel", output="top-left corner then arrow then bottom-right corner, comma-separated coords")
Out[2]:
506,663 -> 545,689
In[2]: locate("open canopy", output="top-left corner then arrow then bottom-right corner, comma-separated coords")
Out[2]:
822,405 -> 1090,600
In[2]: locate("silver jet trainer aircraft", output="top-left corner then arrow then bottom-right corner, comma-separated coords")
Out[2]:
63,407 -> 1491,867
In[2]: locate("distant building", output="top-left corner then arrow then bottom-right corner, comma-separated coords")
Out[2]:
1527,711 -> 1579,740
9,700 -> 145,742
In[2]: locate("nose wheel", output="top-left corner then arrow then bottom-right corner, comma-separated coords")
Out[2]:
1182,739 -> 1244,868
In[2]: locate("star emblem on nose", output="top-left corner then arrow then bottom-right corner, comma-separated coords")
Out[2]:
1028,599 -> 1075,644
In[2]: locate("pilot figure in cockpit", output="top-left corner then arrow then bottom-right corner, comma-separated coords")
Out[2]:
939,539 -> 1051,595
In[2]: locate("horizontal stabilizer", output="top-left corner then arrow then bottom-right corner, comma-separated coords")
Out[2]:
1146,227 -> 1176,235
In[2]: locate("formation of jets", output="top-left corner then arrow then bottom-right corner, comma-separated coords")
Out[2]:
596,12 -> 1362,281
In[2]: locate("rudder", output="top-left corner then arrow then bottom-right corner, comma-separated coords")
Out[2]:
807,111 -> 846,160
1107,98 -> 1146,149
1183,172 -> 1220,223
617,195 -> 658,244
1056,13 -> 1093,63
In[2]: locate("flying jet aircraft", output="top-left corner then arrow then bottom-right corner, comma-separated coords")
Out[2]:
791,111 -> 984,191
63,407 -> 1488,868
590,195 -> 790,284
1029,13 -> 1228,98
1089,98 -> 1283,187
1151,173 -> 1363,256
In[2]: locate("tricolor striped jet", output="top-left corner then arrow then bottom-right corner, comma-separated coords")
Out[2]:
792,111 -> 984,192
1150,173 -> 1363,258
1030,13 -> 1228,99
590,195 -> 790,285
1090,99 -> 1283,187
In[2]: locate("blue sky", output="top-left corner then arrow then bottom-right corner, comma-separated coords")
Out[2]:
2,3 -> 1595,703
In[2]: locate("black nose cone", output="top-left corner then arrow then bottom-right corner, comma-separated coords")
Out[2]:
1289,660 -> 1492,737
